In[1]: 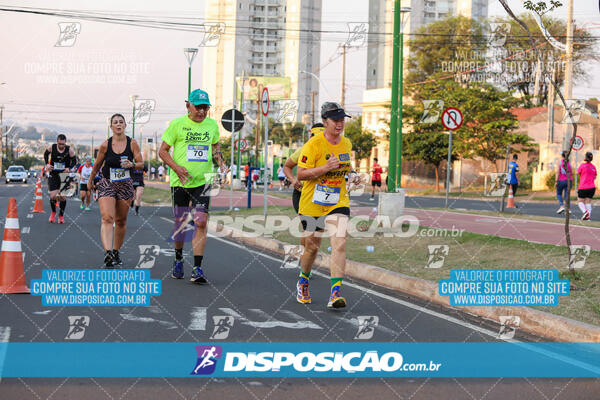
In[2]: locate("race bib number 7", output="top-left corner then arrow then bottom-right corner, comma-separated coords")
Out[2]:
187,144 -> 209,162
110,168 -> 131,182
312,184 -> 340,206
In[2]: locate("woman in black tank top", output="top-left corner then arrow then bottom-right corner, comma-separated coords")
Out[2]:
87,113 -> 144,268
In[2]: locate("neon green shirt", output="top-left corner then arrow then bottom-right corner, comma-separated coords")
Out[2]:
161,115 -> 220,188
289,147 -> 303,164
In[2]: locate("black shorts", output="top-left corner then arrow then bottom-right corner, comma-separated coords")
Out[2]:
171,185 -> 211,213
278,177 -> 285,181
578,188 -> 596,199
372,180 -> 382,187
133,180 -> 145,188
292,189 -> 301,214
48,174 -> 61,192
300,207 -> 350,232
79,183 -> 89,192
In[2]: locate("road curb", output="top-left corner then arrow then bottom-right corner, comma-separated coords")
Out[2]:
208,220 -> 600,342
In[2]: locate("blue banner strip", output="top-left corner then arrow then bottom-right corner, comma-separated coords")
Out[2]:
1,342 -> 600,378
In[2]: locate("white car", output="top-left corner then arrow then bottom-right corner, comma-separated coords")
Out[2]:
5,165 -> 28,183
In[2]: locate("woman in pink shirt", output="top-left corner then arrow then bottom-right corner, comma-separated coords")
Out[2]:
577,152 -> 597,220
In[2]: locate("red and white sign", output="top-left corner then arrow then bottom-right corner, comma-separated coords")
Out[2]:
235,139 -> 248,151
261,88 -> 269,116
441,107 -> 463,131
572,135 -> 584,151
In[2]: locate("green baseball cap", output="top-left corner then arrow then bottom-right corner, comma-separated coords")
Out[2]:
187,89 -> 211,106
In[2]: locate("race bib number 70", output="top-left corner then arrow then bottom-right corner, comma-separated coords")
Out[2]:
187,144 -> 209,162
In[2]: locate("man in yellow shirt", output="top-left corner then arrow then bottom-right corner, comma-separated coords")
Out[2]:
296,103 -> 360,308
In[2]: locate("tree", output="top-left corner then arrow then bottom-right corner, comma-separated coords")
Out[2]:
270,121 -> 305,148
492,14 -> 597,104
344,116 -> 377,169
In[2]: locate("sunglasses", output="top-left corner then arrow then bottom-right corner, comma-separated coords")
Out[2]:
193,104 -> 210,111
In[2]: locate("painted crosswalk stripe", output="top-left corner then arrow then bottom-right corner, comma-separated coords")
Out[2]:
0,327 -> 11,383
187,307 -> 207,331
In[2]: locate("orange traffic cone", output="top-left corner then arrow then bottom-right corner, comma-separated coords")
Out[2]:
0,198 -> 30,293
33,183 -> 44,213
506,185 -> 516,208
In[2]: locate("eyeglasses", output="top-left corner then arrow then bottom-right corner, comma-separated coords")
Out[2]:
193,104 -> 210,111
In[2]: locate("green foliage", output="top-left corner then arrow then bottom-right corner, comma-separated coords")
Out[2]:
270,121 -> 305,148
343,116 -> 377,167
545,171 -> 556,190
523,0 -> 563,15
406,16 -> 487,85
4,155 -> 42,171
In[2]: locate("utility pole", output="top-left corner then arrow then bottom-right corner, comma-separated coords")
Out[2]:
311,92 -> 317,125
340,44 -> 346,108
562,0 -> 574,149
255,84 -> 262,167
547,65 -> 556,143
238,70 -> 245,173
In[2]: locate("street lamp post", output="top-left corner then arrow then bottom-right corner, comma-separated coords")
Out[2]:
388,4 -> 411,192
184,48 -> 198,97
130,94 -> 138,140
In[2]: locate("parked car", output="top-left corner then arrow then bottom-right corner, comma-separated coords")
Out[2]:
5,165 -> 28,183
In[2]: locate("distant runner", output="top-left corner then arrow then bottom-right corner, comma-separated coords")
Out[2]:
131,164 -> 147,216
43,134 -> 77,223
370,157 -> 383,200
577,151 -> 597,221
77,156 -> 94,211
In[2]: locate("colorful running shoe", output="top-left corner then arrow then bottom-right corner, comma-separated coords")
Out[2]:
190,266 -> 207,284
171,259 -> 184,279
85,206 -> 91,211
48,211 -> 56,223
80,203 -> 85,210
58,215 -> 64,224
296,277 -> 311,304
327,286 -> 346,309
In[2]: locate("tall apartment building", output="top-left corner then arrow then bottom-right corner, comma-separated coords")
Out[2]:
361,0 -> 488,171
202,0 -> 321,138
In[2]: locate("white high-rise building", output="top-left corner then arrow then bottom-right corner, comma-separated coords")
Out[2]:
361,0 -> 488,170
202,0 -> 321,138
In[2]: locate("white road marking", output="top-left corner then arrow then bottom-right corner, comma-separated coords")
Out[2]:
26,214 -> 33,219
188,307 -> 207,331
0,326 -> 10,383
32,310 -> 52,315
21,227 -> 30,234
219,308 -> 322,330
120,313 -> 177,330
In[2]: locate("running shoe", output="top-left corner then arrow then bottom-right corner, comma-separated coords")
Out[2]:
582,211 -> 590,221
80,203 -> 85,210
557,206 -> 565,214
104,251 -> 115,269
296,278 -> 311,304
171,259 -> 184,279
327,286 -> 347,309
112,250 -> 123,267
190,266 -> 207,284
48,211 -> 56,223
85,206 -> 91,211
58,215 -> 64,224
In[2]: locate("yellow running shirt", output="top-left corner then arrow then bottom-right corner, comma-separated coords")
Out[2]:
297,133 -> 352,217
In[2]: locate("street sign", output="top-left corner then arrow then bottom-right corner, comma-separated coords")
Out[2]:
572,135 -> 584,151
261,88 -> 269,116
235,139 -> 248,151
221,109 -> 245,133
441,107 -> 463,131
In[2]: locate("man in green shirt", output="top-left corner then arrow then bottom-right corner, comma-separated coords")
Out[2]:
159,89 -> 227,283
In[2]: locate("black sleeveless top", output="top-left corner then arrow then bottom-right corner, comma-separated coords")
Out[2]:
50,144 -> 70,176
101,136 -> 134,180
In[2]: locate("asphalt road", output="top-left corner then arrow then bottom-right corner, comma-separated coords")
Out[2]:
0,183 -> 598,399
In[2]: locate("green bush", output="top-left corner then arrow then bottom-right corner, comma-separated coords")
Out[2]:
545,172 -> 556,190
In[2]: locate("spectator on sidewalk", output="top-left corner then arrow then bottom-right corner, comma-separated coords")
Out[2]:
158,164 -> 165,181
150,166 -> 156,180
555,151 -> 573,214
243,162 -> 250,188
